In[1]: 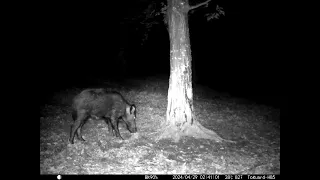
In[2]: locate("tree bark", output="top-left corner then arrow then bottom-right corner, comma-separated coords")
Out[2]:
157,0 -> 230,143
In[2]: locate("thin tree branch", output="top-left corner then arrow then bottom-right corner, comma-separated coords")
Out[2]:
189,0 -> 212,11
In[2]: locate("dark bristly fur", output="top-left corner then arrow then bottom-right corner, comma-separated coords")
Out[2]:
69,88 -> 137,144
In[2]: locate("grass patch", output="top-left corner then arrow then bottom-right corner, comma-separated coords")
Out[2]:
40,78 -> 280,174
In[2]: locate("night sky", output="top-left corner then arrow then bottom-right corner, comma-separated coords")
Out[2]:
40,0 -> 284,108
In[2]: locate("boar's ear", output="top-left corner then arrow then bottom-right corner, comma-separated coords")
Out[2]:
130,105 -> 136,114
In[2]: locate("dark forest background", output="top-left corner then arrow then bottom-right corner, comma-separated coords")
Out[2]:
40,0 -> 284,109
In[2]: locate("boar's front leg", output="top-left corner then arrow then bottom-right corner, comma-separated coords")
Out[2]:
110,116 -> 124,140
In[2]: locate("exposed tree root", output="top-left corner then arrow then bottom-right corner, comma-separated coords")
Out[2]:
156,120 -> 236,143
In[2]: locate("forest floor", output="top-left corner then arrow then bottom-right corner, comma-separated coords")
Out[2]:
40,77 -> 280,174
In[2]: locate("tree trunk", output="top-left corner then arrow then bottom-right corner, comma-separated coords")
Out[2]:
157,0 -> 228,143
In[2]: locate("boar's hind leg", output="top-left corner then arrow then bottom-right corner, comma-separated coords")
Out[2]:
103,117 -> 115,136
69,112 -> 88,144
76,118 -> 87,142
